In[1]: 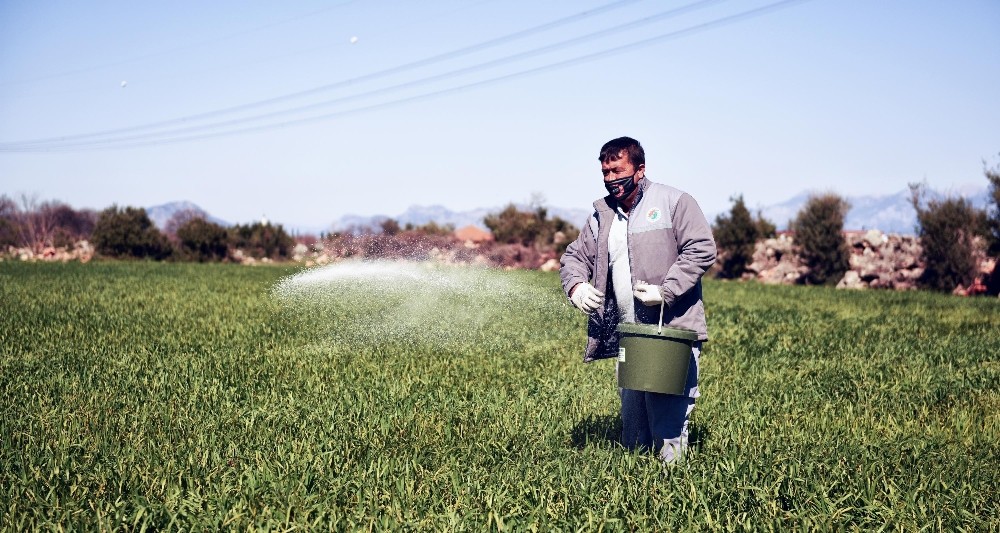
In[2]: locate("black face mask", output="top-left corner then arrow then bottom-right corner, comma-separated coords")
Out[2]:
604,173 -> 638,199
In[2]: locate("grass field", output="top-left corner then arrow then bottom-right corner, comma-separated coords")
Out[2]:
1,261 -> 998,530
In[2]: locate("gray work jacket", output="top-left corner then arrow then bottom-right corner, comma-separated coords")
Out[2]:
559,177 -> 717,362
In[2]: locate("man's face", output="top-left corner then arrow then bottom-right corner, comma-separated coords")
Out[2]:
601,151 -> 645,196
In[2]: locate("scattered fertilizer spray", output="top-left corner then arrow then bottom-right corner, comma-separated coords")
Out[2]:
272,260 -> 558,350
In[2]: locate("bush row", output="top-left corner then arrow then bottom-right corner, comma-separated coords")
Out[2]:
0,197 -> 294,262
0,198 -> 575,267
712,159 -> 1000,294
5,159 -> 998,290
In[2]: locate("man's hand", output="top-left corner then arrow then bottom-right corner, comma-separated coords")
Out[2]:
633,283 -> 664,306
570,283 -> 604,315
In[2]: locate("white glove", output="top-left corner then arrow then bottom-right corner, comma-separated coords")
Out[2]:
570,282 -> 604,315
633,283 -> 664,306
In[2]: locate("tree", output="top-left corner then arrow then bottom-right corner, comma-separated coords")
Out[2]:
910,183 -> 986,292
92,205 -> 172,259
164,208 -> 205,241
48,204 -> 97,248
484,204 -> 545,246
483,201 -> 579,254
229,221 -> 293,259
176,218 -> 229,262
14,194 -> 58,252
713,195 -> 760,279
756,211 -> 777,239
791,193 -> 851,285
403,221 -> 454,237
0,195 -> 96,250
547,215 -> 580,256
984,157 -> 1000,295
379,218 -> 401,236
985,157 -> 1000,257
0,195 -> 20,248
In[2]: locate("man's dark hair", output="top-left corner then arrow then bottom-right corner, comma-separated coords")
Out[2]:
599,137 -> 645,168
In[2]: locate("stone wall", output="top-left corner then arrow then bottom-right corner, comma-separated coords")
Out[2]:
6,233 -> 996,296
2,241 -> 94,263
838,230 -> 924,290
742,229 -> 994,293
743,233 -> 807,285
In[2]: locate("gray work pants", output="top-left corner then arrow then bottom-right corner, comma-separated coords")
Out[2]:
619,342 -> 701,463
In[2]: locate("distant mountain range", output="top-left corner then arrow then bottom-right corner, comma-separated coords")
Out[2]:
749,186 -> 990,234
330,186 -> 989,236
145,201 -> 230,230
148,185 -> 991,237
330,204 -> 592,233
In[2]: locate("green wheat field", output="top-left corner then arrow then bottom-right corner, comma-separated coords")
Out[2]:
1,261 -> 997,530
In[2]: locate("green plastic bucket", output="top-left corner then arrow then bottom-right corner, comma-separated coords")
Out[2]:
616,322 -> 697,395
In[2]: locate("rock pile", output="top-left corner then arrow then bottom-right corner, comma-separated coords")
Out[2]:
838,230 -> 923,290
743,234 -> 807,285
741,229 -> 995,293
2,241 -> 94,263
6,231 -> 994,295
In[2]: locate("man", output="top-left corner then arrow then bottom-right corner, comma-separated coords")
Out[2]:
559,136 -> 716,463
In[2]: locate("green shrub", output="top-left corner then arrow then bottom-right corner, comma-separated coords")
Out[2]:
403,221 -> 454,237
485,204 -> 544,246
0,195 -> 97,250
910,184 -> 986,292
791,193 -> 851,285
484,203 -> 579,254
91,205 -> 172,259
0,219 -> 18,248
713,195 -> 761,279
756,211 -> 777,239
229,222 -> 293,259
176,218 -> 229,262
380,218 -> 401,236
163,208 -> 206,240
985,158 -> 1000,258
48,204 -> 97,248
0,195 -> 19,247
548,215 -> 580,256
984,159 -> 1000,295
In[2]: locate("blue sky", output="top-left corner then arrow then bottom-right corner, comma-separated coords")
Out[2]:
1,0 -> 998,230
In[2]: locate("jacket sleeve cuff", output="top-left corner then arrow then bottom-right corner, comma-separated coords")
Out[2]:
566,280 -> 587,301
659,284 -> 676,308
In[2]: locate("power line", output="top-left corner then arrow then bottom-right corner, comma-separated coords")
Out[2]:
0,0 -> 505,104
2,0 -> 808,152
131,0 -> 504,89
1,0 -> 814,153
1,0 -> 644,147
6,0 -> 728,150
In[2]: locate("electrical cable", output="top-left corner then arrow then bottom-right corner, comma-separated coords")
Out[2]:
5,0 -> 728,150
1,0 -> 644,147
1,0 -> 814,152
0,0 -> 503,102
